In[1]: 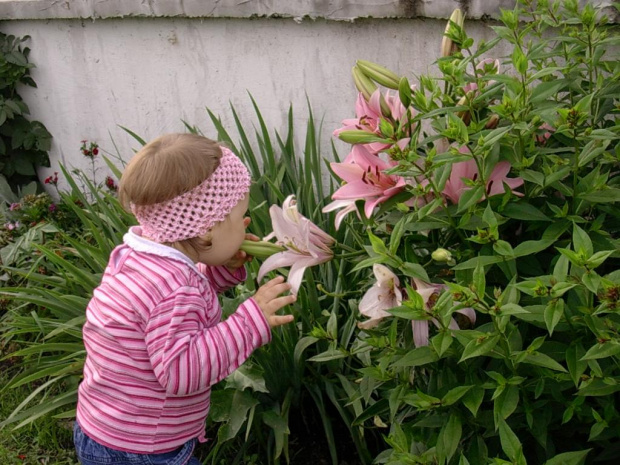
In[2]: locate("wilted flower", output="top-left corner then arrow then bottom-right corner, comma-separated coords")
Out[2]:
410,279 -> 476,347
49,203 -> 58,213
9,203 -> 20,211
358,264 -> 403,329
536,123 -> 555,144
257,195 -> 335,294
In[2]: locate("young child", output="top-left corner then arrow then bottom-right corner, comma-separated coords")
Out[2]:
73,133 -> 296,465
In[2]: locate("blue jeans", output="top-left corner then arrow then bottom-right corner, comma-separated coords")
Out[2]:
73,421 -> 201,465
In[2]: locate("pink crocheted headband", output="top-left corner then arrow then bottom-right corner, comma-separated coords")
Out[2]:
131,147 -> 251,243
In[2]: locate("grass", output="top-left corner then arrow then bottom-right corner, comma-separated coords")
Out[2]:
0,348 -> 78,465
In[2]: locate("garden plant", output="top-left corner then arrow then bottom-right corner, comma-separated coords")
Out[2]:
0,0 -> 619,464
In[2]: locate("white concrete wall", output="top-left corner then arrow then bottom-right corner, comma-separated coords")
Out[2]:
0,0 -> 616,188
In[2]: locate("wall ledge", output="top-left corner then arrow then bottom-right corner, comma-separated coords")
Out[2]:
0,0 -> 617,22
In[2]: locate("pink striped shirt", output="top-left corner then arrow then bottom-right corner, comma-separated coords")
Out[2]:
76,227 -> 271,453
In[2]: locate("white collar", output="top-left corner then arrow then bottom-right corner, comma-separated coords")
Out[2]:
123,226 -> 200,273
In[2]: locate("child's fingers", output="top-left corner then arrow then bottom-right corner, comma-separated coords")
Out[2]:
261,276 -> 286,289
243,217 -> 252,228
263,294 -> 297,313
245,233 -> 260,242
268,314 -> 294,327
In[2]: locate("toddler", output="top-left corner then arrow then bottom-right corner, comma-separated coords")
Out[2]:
73,133 -> 295,465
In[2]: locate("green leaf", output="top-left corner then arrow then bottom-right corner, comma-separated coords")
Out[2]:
530,79 -> 569,103
544,450 -> 591,465
473,262 -> 486,300
308,348 -> 347,362
368,230 -> 389,256
494,385 -> 519,427
580,340 -> 620,360
501,202 -> 551,222
523,352 -> 567,372
459,334 -> 500,362
393,346 -> 439,367
431,331 -> 453,358
544,299 -> 564,336
577,379 -> 620,396
457,185 -> 485,213
499,304 -> 529,316
438,413 -> 462,463
401,262 -> 430,282
572,224 -> 593,256
389,215 -> 408,255
441,385 -> 473,407
262,408 -> 290,460
493,240 -> 514,257
498,418 -> 523,460
225,365 -> 268,393
582,271 -> 601,294
578,188 -> 620,203
462,386 -> 485,417
566,344 -> 588,387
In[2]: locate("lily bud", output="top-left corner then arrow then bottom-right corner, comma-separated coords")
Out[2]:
352,65 -> 392,117
240,240 -> 286,260
441,9 -> 465,58
356,59 -> 401,90
337,130 -> 388,145
485,114 -> 500,129
456,94 -> 471,125
352,65 -> 377,101
432,248 -> 453,263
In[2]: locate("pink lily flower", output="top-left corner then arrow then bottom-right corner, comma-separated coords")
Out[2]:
327,144 -> 407,219
443,147 -> 524,204
258,195 -> 335,294
410,279 -> 476,347
358,264 -> 403,330
321,199 -> 358,230
334,89 -> 412,153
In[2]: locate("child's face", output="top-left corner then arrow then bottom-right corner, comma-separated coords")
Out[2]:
198,194 -> 250,266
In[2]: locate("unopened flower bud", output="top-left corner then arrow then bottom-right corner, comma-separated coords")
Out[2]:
432,248 -> 453,263
485,114 -> 500,129
441,9 -> 465,58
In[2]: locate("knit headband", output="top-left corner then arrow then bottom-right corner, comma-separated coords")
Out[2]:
131,147 -> 251,243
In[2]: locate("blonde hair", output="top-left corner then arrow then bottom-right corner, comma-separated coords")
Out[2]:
119,133 -> 224,260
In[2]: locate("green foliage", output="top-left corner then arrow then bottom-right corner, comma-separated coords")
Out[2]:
0,167 -> 133,431
318,1 -> 620,464
0,32 -> 51,193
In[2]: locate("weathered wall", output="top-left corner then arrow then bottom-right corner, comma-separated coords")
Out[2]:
0,0 -> 615,187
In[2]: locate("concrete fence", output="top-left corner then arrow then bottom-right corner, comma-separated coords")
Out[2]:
0,0 -> 616,188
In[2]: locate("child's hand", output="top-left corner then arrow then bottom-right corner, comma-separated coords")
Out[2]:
253,276 -> 296,328
225,218 -> 259,271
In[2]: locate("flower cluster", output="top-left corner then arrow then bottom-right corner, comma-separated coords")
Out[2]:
80,140 -> 99,158
44,172 -> 58,185
105,176 -> 118,192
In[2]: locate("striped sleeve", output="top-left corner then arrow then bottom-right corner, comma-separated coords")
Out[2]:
198,264 -> 247,294
144,287 -> 270,396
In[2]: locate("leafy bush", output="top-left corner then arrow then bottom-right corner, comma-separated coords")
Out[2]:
0,32 -> 51,192
309,1 -> 620,464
